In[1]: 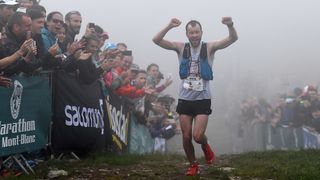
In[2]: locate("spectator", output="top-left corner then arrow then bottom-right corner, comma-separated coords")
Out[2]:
76,34 -> 113,84
117,42 -> 127,51
0,0 -> 18,31
63,10 -> 81,49
16,0 -> 33,13
110,50 -> 133,89
0,12 -> 39,76
56,23 -> 67,52
41,11 -> 63,53
146,63 -> 159,88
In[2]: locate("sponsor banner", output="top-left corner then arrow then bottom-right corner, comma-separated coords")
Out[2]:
52,71 -> 107,154
105,90 -> 131,153
0,76 -> 51,157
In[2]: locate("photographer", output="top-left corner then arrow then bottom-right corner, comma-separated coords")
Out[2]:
0,12 -> 41,76
75,34 -> 114,84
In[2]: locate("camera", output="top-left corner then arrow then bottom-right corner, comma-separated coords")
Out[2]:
88,22 -> 95,28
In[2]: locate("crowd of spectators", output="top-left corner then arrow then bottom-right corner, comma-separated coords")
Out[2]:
235,85 -> 320,152
0,0 -> 181,175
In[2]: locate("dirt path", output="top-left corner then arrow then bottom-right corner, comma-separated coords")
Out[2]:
63,156 -> 230,180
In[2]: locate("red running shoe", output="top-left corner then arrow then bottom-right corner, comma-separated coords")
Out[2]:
203,143 -> 215,165
186,162 -> 199,176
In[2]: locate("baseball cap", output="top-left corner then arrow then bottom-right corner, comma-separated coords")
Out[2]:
0,0 -> 18,5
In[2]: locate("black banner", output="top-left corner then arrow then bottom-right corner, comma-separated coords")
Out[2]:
105,89 -> 131,153
52,70 -> 108,154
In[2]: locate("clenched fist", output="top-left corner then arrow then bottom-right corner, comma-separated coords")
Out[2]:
169,18 -> 182,28
221,17 -> 234,27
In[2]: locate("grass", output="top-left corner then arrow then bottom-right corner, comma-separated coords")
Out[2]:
228,150 -> 320,180
2,150 -> 320,179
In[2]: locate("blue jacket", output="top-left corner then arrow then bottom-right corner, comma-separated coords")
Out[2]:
41,28 -> 61,54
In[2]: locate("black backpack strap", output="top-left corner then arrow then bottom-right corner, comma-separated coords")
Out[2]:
200,42 -> 207,60
182,43 -> 190,59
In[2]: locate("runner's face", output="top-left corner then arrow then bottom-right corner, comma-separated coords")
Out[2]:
186,24 -> 202,47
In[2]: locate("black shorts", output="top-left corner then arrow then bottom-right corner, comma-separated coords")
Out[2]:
176,99 -> 212,117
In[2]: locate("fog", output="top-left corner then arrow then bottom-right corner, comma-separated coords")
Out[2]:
41,0 -> 320,154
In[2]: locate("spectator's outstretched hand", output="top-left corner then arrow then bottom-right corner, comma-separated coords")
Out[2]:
18,39 -> 32,56
84,23 -> 96,37
164,79 -> 173,88
67,39 -> 86,55
0,76 -> 11,88
48,43 -> 60,56
144,87 -> 156,95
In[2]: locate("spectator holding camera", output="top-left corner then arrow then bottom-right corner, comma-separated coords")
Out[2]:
0,12 -> 40,76
0,0 -> 18,31
41,11 -> 63,53
75,34 -> 113,84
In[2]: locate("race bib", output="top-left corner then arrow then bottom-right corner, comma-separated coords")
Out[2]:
183,77 -> 204,91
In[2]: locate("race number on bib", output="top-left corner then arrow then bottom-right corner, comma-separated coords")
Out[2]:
183,77 -> 204,91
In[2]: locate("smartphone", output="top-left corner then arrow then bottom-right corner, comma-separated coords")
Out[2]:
88,23 -> 95,28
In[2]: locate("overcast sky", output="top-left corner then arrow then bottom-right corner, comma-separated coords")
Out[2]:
41,0 -> 320,92
41,0 -> 320,154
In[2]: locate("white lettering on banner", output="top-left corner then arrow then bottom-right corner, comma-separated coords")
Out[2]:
10,80 -> 23,119
64,99 -> 105,135
2,134 -> 36,147
106,100 -> 128,145
0,119 -> 36,135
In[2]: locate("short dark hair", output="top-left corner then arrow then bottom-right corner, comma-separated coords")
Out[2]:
26,4 -> 46,15
94,24 -> 103,34
185,20 -> 202,32
138,70 -> 147,74
7,12 -> 30,32
65,10 -> 81,22
85,34 -> 100,43
27,7 -> 45,20
147,63 -> 159,72
46,11 -> 63,22
117,42 -> 127,48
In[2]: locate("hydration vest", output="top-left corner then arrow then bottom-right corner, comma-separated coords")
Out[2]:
179,42 -> 213,80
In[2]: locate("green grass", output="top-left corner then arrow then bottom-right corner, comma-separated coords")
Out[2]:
228,150 -> 320,180
3,150 -> 320,179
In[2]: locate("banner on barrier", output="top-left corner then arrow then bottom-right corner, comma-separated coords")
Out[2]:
303,127 -> 319,149
52,71 -> 107,154
105,90 -> 131,153
0,76 -> 51,157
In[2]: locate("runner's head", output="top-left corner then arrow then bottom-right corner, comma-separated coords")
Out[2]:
185,20 -> 202,48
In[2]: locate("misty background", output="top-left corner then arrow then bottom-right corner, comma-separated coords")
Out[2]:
41,0 -> 320,155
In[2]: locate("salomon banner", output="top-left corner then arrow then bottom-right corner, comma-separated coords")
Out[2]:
52,71 -> 107,154
105,90 -> 131,153
0,75 -> 51,157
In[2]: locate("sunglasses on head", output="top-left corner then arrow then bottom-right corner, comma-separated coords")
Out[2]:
52,19 -> 63,24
